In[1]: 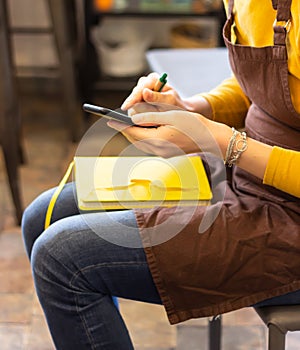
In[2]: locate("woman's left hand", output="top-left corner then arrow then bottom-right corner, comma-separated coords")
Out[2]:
107,109 -> 231,158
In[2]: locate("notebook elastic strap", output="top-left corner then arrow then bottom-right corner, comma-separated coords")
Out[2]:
44,161 -> 74,229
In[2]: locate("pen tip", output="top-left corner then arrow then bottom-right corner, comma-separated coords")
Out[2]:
160,73 -> 168,82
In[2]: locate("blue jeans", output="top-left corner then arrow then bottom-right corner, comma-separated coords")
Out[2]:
22,182 -> 300,349
22,182 -> 162,349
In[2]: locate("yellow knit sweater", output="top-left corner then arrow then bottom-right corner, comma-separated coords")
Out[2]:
202,0 -> 300,198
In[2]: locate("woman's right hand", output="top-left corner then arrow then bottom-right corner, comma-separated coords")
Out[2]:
121,72 -> 188,111
121,72 -> 213,119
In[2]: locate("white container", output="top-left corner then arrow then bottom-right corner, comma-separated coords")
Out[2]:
92,20 -> 153,77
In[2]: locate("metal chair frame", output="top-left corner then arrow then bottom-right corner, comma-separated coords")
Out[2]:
208,306 -> 300,350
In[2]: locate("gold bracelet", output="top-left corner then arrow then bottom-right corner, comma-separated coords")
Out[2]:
224,128 -> 247,167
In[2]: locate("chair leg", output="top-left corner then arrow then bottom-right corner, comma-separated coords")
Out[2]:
0,0 -> 23,225
268,324 -> 286,350
208,315 -> 222,350
47,0 -> 84,142
2,138 -> 23,225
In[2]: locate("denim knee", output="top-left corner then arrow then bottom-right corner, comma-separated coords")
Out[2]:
22,183 -> 78,259
22,188 -> 54,258
31,222 -> 83,298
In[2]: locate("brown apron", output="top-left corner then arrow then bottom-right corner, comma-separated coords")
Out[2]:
134,0 -> 300,324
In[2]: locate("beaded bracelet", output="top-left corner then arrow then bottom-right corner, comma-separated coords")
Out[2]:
224,127 -> 248,167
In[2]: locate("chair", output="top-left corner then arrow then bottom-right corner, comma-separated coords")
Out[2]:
0,0 -> 24,225
255,305 -> 300,350
208,306 -> 300,350
0,0 -> 86,224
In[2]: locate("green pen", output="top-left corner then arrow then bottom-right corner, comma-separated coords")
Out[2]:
154,73 -> 168,92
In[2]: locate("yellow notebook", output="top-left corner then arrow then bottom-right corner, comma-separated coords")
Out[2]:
74,155 -> 212,210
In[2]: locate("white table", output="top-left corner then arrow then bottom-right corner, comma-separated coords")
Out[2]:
146,48 -> 231,98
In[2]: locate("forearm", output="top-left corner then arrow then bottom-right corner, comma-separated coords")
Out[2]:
233,137 -> 273,180
219,127 -> 300,198
263,147 -> 300,198
211,123 -> 272,180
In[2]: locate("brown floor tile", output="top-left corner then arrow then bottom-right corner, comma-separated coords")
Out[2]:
0,257 -> 33,293
0,293 -> 33,323
24,315 -> 54,350
0,324 -> 28,350
0,231 -> 25,259
0,231 -> 33,293
177,324 -> 208,350
0,179 -> 16,231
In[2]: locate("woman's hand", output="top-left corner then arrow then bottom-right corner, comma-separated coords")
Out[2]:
108,109 -> 231,158
121,72 -> 186,111
121,72 -> 213,118
108,107 -> 274,181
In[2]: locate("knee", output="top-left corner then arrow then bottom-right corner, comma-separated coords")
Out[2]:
31,234 -> 53,287
31,224 -> 76,294
22,189 -> 53,258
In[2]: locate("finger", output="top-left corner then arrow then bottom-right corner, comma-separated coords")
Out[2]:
106,120 -> 131,132
107,119 -> 160,139
142,88 -> 181,110
131,111 -> 175,126
127,102 -> 160,117
142,88 -> 164,104
121,73 -> 160,110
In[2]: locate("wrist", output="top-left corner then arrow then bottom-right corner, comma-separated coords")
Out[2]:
219,125 -> 234,159
182,96 -> 213,119
223,127 -> 249,167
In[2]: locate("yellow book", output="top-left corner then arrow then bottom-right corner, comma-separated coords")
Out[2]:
74,155 -> 212,210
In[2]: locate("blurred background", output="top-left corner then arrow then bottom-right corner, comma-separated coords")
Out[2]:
1,0 -> 299,349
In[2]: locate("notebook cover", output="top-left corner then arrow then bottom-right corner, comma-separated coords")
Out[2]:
74,155 -> 212,210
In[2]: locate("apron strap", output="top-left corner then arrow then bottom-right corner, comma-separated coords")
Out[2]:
272,0 -> 292,20
228,0 -> 234,17
273,0 -> 292,46
44,161 -> 74,229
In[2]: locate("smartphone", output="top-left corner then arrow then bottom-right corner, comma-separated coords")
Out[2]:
83,103 -> 135,125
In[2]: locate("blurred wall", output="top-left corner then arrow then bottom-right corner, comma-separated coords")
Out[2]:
7,0 -> 218,78
8,0 -> 59,77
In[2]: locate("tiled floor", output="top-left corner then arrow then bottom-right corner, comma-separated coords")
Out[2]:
0,90 -> 300,349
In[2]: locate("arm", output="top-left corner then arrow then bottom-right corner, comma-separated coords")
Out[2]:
263,147 -> 300,198
108,111 -> 300,199
122,73 -> 250,126
118,69 -> 299,198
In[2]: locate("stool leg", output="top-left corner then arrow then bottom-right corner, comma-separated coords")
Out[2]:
47,0 -> 84,142
268,324 -> 286,350
2,138 -> 23,225
0,0 -> 23,225
208,315 -> 222,350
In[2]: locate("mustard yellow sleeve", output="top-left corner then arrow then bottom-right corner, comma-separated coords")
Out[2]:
200,75 -> 251,129
263,146 -> 300,198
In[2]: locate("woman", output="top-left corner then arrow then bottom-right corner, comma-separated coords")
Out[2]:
22,0 -> 300,348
